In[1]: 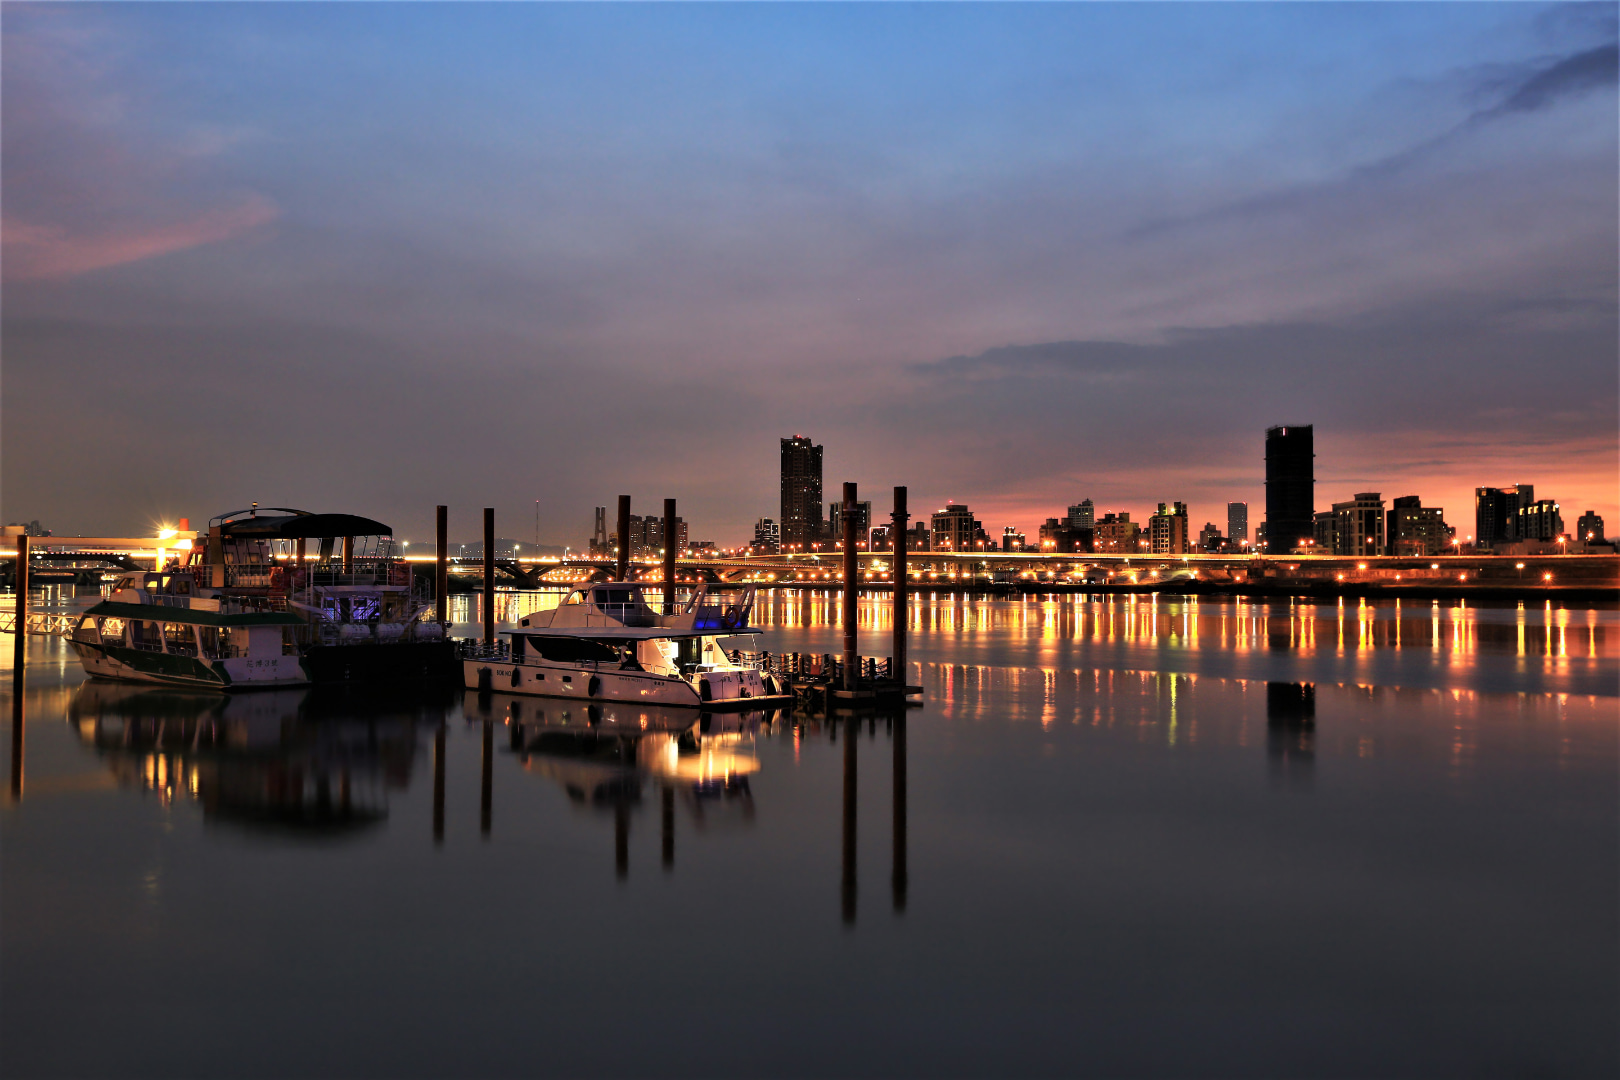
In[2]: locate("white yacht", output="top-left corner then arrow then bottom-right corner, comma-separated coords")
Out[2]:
464,582 -> 790,709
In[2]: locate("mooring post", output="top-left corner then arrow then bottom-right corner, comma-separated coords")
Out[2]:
342,535 -> 354,574
435,506 -> 448,625
617,495 -> 631,582
893,486 -> 908,688
842,481 -> 859,691
663,498 -> 678,615
483,508 -> 496,647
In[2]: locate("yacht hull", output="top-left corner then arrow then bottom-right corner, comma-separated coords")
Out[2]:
462,658 -> 787,710
71,641 -> 310,690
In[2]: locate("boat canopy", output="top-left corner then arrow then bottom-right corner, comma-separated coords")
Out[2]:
211,509 -> 392,539
85,600 -> 305,629
501,626 -> 766,641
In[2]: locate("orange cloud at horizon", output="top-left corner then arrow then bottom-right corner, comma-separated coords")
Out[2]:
2,194 -> 277,282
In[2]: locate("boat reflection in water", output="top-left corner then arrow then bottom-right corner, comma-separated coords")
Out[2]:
66,680 -> 445,834
464,691 -> 766,876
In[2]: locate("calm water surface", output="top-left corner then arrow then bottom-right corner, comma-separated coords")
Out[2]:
3,591 -> 1616,1078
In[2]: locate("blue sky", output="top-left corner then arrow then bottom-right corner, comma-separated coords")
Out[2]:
4,2 -> 1616,544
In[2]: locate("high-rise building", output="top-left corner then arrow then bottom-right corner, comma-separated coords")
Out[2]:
1329,493 -> 1384,557
780,436 -> 823,552
753,518 -> 780,554
592,507 -> 607,552
1094,513 -> 1140,553
1475,484 -> 1534,549
1227,502 -> 1249,548
1576,511 -> 1605,543
930,504 -> 984,552
1514,499 -> 1563,541
1265,425 -> 1314,555
825,500 -> 872,547
1149,502 -> 1190,554
1067,500 -> 1095,529
1387,496 -> 1449,556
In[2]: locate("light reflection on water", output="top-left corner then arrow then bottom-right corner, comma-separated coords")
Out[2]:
2,591 -> 1616,1078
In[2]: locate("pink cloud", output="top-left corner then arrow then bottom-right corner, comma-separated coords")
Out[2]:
2,194 -> 277,281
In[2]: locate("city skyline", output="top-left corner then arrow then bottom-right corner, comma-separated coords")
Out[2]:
3,3 -> 1615,543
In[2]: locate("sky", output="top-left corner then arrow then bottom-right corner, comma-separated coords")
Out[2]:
3,2 -> 1616,547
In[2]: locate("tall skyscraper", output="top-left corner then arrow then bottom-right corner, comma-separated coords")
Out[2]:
1227,502 -> 1248,547
1265,425 -> 1314,555
1475,484 -> 1533,549
779,435 -> 823,552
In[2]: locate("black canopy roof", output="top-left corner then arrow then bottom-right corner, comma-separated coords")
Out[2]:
212,508 -> 392,539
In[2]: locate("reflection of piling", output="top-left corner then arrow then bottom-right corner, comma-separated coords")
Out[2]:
663,499 -> 678,614
892,714 -> 907,913
432,724 -> 446,845
616,495 -> 631,582
842,482 -> 859,691
11,535 -> 26,802
614,801 -> 629,880
842,716 -> 857,925
892,487 -> 908,689
435,506 -> 448,624
480,718 -> 493,837
661,786 -> 675,870
1266,682 -> 1316,783
483,507 -> 496,646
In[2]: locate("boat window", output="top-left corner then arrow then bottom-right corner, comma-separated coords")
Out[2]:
197,626 -> 222,659
131,621 -> 163,649
100,617 -> 126,643
72,617 -> 100,645
527,636 -> 620,664
163,623 -> 198,657
563,591 -> 583,606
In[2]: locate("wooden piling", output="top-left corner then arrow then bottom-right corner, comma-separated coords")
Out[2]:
342,535 -> 354,573
663,498 -> 678,615
616,495 -> 631,582
842,481 -> 858,691
435,506 -> 448,625
892,486 -> 907,690
483,507 -> 496,646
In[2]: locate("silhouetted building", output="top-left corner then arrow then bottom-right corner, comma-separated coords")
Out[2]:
780,436 -> 823,552
1576,511 -> 1605,543
1197,523 -> 1226,552
1312,511 -> 1336,553
1094,512 -> 1140,553
904,522 -> 931,551
931,504 -> 986,552
1038,519 -> 1091,553
1149,501 -> 1189,554
1265,425 -> 1314,555
825,500 -> 872,547
1514,499 -> 1563,542
1067,500 -> 1095,529
1387,496 -> 1449,556
752,518 -> 779,554
1227,502 -> 1248,548
608,515 -> 685,560
1330,493 -> 1384,557
1475,484 -> 1533,549
1001,526 -> 1027,552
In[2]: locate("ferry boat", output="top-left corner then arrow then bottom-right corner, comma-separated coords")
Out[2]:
464,582 -> 791,709
69,582 -> 309,689
68,507 -> 454,689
